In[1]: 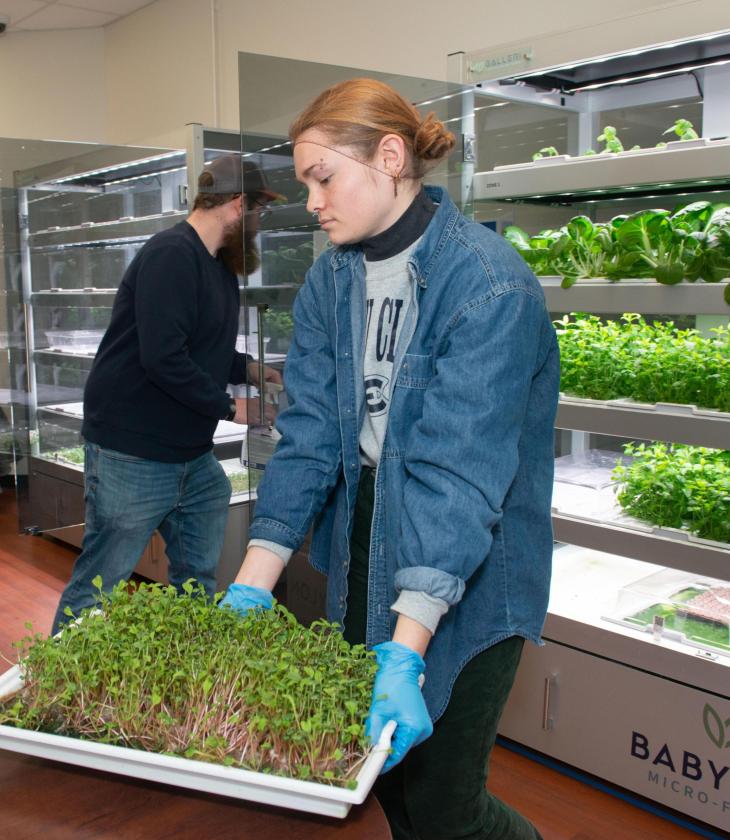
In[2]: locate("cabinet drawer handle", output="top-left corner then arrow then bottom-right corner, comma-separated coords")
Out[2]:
542,674 -> 557,731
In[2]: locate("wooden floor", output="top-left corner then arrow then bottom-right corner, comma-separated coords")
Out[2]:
0,487 -> 711,839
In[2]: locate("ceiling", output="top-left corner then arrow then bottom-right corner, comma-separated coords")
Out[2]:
0,0 -> 156,32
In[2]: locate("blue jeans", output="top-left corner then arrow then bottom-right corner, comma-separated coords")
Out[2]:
52,443 -> 231,631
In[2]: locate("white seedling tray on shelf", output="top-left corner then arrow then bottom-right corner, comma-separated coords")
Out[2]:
0,665 -> 394,818
559,393 -> 730,420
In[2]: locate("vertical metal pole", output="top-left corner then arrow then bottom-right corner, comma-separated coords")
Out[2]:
256,304 -> 267,425
701,65 -> 730,138
446,52 -> 473,216
18,189 -> 37,418
185,123 -> 206,210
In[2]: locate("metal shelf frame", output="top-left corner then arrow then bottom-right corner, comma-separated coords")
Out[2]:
552,513 -> 730,580
28,212 -> 186,248
473,140 -> 730,202
556,397 -> 730,448
540,277 -> 730,315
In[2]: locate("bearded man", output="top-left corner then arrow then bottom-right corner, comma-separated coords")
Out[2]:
52,155 -> 282,631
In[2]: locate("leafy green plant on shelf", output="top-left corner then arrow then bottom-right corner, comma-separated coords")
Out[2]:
548,216 -> 622,283
532,146 -> 559,161
503,201 -> 730,299
226,468 -> 262,494
612,443 -> 730,544
0,427 -> 35,455
663,118 -> 699,142
539,118 -> 700,158
596,125 -> 624,154
0,579 -> 377,788
263,309 -> 295,352
504,216 -> 624,285
613,209 -> 695,285
555,313 -> 730,411
228,470 -> 249,494
262,241 -> 314,286
48,446 -> 85,466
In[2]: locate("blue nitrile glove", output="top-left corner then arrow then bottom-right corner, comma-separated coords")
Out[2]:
366,641 -> 433,773
219,583 -> 273,615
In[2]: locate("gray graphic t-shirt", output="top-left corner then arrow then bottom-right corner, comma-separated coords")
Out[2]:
359,241 -> 419,467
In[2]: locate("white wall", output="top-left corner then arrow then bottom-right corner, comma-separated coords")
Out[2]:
1,0 -> 728,147
0,29 -> 106,142
104,0 -> 213,150
106,0 -> 730,146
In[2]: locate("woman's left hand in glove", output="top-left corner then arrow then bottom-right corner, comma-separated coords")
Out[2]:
365,641 -> 433,773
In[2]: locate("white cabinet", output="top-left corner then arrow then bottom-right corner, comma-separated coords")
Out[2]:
500,639 -> 730,830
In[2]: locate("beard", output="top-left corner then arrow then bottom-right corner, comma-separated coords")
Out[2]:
219,219 -> 259,277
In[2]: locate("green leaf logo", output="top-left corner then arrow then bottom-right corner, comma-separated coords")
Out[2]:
703,703 -> 730,748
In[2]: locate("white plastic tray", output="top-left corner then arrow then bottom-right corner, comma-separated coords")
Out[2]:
560,393 -> 730,420
0,665 -> 394,818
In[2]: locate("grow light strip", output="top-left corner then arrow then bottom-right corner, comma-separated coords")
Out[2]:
51,151 -> 184,185
512,29 -> 730,79
572,58 -> 730,92
104,166 -> 187,187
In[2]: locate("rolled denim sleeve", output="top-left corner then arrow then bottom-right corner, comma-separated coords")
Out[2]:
397,286 -> 554,596
394,566 -> 464,604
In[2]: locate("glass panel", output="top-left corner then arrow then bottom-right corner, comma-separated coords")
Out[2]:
1,139 -> 187,536
237,53 -> 471,486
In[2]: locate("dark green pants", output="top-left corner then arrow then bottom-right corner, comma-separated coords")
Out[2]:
345,468 -> 541,840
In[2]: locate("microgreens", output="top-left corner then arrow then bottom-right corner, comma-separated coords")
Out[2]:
0,580 -> 378,789
532,146 -> 559,161
555,313 -> 730,411
613,443 -> 730,543
49,446 -> 86,465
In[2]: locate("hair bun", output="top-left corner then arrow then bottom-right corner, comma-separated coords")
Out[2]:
413,112 -> 456,162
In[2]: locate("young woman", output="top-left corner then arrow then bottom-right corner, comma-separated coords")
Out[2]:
222,78 -> 558,840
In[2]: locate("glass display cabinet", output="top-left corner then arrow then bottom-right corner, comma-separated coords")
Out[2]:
3,130 -> 261,589
450,25 -> 730,832
2,140 -> 106,480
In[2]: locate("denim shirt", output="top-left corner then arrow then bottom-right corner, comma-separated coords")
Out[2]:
249,187 -> 560,721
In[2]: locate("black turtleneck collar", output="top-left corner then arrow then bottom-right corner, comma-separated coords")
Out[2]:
361,187 -> 436,261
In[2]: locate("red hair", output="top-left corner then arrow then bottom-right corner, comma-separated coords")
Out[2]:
289,78 -> 455,179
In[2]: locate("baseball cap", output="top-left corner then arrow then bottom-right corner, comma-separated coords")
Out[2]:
197,154 -> 285,201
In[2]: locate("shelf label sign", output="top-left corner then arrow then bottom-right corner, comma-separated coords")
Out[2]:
468,47 -> 534,81
628,700 -> 730,821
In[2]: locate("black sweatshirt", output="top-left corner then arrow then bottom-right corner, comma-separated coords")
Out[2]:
82,221 -> 247,462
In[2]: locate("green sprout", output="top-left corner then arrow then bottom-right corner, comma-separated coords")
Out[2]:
596,126 -> 624,154
48,446 -> 85,466
532,146 -> 559,161
664,118 -> 699,141
1,580 -> 378,789
613,443 -> 730,543
554,313 -> 730,412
